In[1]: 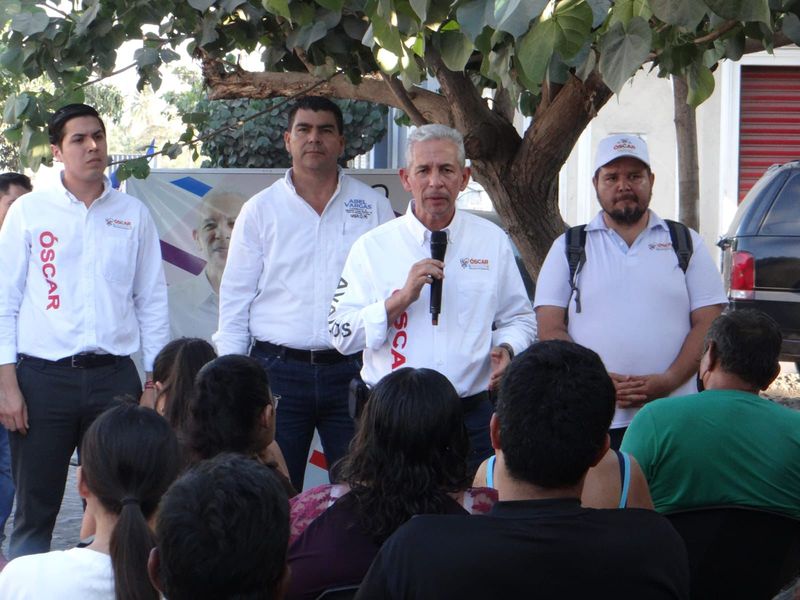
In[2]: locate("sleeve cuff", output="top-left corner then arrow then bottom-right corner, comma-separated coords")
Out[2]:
362,301 -> 389,349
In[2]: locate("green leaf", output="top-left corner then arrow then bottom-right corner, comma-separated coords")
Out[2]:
0,0 -> 21,28
704,0 -> 771,23
409,0 -> 427,21
516,17 -> 559,89
263,0 -> 291,20
598,17 -> 651,93
456,0 -> 489,40
782,12 -> 800,44
649,0 -> 708,29
685,63 -> 715,106
437,30 -> 474,71
20,125 -> 51,168
494,0 -> 549,37
189,0 -> 215,10
200,12 -> 220,46
10,9 -> 49,35
553,0 -> 594,59
134,47 -> 160,68
585,0 -> 612,28
75,1 -> 101,36
607,0 -> 651,28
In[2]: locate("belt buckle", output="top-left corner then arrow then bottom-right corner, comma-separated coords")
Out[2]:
70,354 -> 88,368
309,350 -> 322,366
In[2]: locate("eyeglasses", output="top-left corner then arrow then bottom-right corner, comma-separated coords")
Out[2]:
271,394 -> 281,410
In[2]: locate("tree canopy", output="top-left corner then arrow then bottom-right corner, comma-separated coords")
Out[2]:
2,0 -> 798,272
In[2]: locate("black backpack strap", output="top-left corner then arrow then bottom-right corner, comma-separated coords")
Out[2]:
565,225 -> 587,314
665,219 -> 693,274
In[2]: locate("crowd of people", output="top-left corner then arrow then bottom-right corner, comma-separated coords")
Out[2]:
0,97 -> 797,600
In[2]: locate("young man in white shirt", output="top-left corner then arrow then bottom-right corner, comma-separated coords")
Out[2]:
0,104 -> 169,557
215,97 -> 394,490
329,124 -> 535,469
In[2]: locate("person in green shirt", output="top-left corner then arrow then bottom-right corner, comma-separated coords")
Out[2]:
622,309 -> 800,518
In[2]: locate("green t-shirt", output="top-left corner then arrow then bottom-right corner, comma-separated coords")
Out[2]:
621,389 -> 800,518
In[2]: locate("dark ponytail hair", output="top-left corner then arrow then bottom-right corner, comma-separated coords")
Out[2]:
80,403 -> 181,600
152,337 -> 216,431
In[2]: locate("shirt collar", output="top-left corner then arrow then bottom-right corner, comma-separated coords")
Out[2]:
403,200 -> 462,246
59,173 -> 113,206
585,209 -> 666,232
489,497 -> 583,518
284,167 -> 344,210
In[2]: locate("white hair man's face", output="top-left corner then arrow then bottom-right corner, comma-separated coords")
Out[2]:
194,193 -> 246,273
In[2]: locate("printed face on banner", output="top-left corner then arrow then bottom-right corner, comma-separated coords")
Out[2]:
193,190 -> 247,276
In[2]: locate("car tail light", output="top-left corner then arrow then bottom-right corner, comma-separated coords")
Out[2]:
730,251 -> 754,300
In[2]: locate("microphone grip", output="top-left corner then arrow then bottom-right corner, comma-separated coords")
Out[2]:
430,231 -> 447,326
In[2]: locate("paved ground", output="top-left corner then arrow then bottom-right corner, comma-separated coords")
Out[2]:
2,454 -> 82,555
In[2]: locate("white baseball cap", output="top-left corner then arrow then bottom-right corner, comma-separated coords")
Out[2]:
594,134 -> 650,173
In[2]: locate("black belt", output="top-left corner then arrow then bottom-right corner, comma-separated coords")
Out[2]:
19,353 -> 125,369
461,391 -> 490,412
253,341 -> 359,366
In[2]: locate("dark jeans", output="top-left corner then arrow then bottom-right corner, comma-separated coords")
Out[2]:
463,395 -> 494,475
250,345 -> 361,491
0,429 -> 13,549
9,355 -> 141,558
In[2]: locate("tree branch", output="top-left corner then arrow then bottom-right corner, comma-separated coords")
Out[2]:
379,72 -> 428,126
200,55 -> 451,123
693,20 -> 738,45
425,46 -> 520,163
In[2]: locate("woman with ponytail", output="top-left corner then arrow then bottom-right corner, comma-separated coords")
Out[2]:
0,402 -> 180,599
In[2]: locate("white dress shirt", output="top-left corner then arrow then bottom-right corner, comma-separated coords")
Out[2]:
329,203 -> 536,397
169,271 -> 218,342
0,176 -> 169,371
214,170 -> 394,355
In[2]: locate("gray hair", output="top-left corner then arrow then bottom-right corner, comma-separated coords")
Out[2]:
405,124 -> 466,168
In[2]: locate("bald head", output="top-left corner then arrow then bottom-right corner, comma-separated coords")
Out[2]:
194,190 -> 247,278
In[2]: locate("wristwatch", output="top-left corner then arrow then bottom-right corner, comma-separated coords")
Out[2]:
499,343 -> 514,361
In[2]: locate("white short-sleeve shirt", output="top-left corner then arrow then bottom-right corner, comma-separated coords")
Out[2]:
534,210 -> 727,428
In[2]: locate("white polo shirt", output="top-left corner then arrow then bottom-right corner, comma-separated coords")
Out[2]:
329,203 -> 536,397
214,170 -> 394,356
0,176 -> 169,371
534,210 -> 727,428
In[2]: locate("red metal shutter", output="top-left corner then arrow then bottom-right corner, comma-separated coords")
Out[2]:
738,65 -> 800,202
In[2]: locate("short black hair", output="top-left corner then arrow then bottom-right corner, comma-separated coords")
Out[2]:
155,453 -> 289,600
48,103 -> 106,146
287,96 -> 344,135
705,309 -> 781,389
0,172 -> 32,195
496,340 -> 616,488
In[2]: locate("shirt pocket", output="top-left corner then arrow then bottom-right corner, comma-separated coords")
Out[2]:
101,231 -> 136,284
457,279 -> 492,335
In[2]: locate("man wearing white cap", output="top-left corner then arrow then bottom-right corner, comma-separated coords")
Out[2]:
534,134 -> 726,448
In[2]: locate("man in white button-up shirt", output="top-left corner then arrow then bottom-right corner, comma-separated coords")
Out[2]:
0,104 -> 169,557
214,97 -> 394,490
329,125 -> 536,469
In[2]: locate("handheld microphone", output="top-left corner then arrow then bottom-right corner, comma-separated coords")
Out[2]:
430,230 -> 447,326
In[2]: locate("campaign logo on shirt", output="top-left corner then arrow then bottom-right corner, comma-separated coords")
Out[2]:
38,231 -> 60,310
649,242 -> 673,251
105,217 -> 133,230
460,257 -> 490,270
344,199 -> 373,220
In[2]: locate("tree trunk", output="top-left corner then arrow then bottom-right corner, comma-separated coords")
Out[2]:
673,76 -> 700,230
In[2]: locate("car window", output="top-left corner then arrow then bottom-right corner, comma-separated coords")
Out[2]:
760,172 -> 800,236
